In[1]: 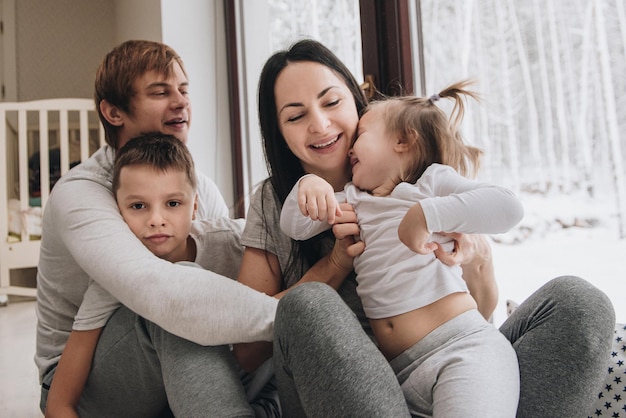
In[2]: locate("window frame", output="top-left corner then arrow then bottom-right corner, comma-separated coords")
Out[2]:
223,0 -> 420,216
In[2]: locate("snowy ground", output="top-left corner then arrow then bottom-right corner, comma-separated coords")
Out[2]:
489,189 -> 625,327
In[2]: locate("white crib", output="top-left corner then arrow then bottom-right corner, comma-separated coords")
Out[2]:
0,99 -> 104,302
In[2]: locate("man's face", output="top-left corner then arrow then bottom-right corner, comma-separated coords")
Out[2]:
117,62 -> 192,149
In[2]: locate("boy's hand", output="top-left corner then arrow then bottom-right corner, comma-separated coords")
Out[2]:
298,175 -> 342,224
398,202 -> 437,254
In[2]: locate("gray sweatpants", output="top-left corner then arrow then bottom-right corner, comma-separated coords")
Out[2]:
274,276 -> 615,418
499,276 -> 615,417
390,310 -> 519,417
41,306 -> 255,418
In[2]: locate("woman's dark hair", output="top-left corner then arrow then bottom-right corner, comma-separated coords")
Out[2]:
258,38 -> 368,204
257,39 -> 368,282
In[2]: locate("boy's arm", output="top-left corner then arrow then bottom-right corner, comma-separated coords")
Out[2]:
45,328 -> 103,418
46,177 -> 277,346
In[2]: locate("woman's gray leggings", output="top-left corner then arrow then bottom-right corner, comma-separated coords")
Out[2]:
273,276 -> 615,417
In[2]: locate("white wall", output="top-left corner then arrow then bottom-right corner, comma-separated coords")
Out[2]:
1,0 -> 17,101
114,0 -> 162,43
9,0 -> 114,101
2,0 -> 255,212
159,0 -> 234,213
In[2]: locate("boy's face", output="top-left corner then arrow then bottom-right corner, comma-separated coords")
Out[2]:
117,62 -> 191,150
116,164 -> 197,263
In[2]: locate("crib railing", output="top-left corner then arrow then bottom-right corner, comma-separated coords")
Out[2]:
0,99 -> 104,300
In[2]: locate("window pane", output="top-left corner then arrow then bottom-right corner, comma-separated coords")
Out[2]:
417,0 -> 626,326
268,0 -> 363,82
418,0 -> 626,197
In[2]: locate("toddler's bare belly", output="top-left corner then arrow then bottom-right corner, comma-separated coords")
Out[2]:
370,292 -> 478,360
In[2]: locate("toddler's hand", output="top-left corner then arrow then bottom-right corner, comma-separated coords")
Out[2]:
298,175 -> 342,224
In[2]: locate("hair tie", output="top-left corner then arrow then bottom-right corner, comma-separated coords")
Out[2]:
429,93 -> 440,104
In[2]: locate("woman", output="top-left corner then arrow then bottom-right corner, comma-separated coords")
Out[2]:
235,39 -> 615,417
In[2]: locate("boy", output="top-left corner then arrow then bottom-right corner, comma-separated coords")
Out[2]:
36,40 -> 278,416
46,133 -> 261,417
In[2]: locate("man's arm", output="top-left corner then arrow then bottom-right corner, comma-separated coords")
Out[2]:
47,178 -> 277,346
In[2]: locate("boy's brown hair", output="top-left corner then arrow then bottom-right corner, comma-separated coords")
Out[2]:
112,132 -> 197,196
94,40 -> 186,149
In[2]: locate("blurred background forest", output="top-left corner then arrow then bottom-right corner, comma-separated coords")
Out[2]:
421,0 -> 626,239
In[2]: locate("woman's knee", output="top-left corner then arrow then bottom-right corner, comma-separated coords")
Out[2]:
274,282 -> 359,348
542,276 -> 615,351
275,283 -> 337,329
546,276 -> 614,320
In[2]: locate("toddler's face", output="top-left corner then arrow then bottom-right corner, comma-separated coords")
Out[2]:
350,104 -> 404,195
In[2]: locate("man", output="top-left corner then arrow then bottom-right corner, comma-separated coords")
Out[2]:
36,40 -> 278,417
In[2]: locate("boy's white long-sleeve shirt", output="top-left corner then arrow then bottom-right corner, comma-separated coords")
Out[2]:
280,163 -> 524,319
35,145 -> 277,381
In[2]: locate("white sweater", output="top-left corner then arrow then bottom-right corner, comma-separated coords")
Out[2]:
281,163 -> 524,319
35,145 -> 277,381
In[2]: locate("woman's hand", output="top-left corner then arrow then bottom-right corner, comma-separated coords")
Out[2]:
329,203 -> 365,272
434,233 -> 498,320
433,232 -> 489,267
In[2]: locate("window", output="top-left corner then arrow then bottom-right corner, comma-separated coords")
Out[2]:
225,0 -> 363,216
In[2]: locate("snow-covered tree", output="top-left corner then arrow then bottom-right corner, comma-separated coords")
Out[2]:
420,0 -> 626,237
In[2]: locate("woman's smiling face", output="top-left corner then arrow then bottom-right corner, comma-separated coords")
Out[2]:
274,61 -> 359,183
